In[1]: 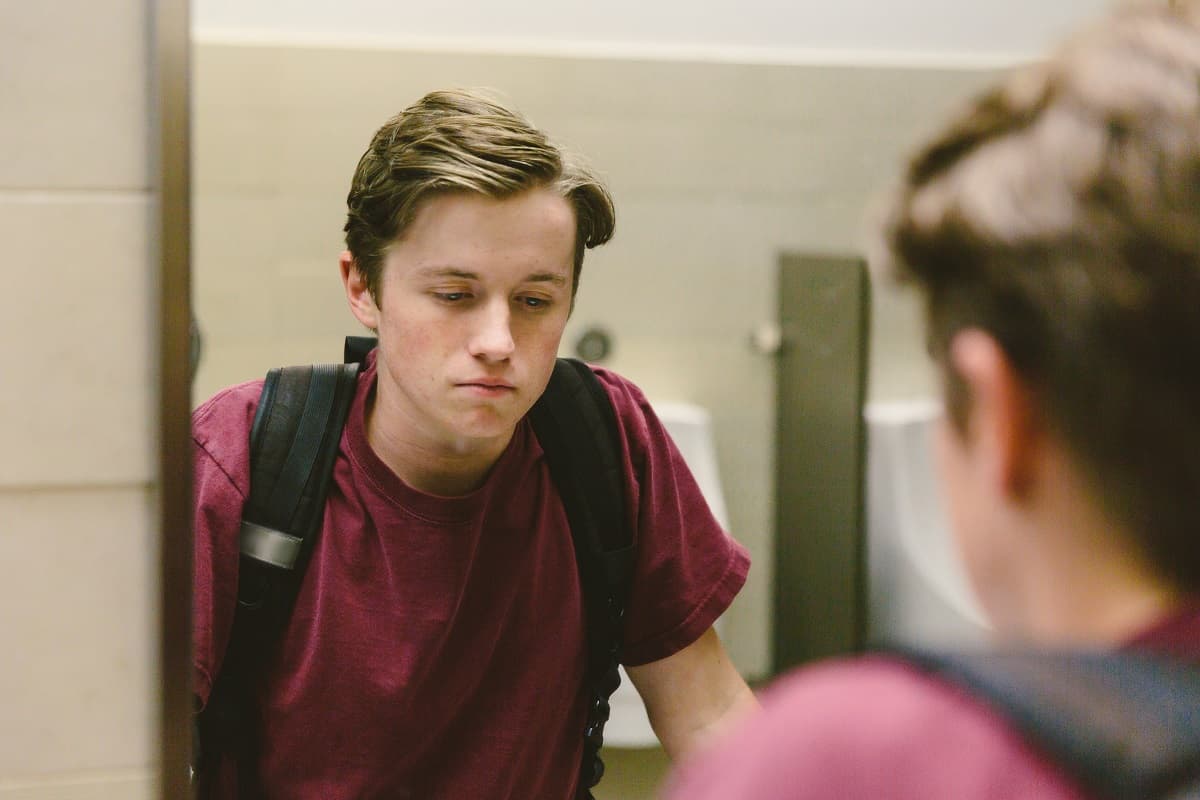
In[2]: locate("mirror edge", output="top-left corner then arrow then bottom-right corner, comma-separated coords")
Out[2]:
153,0 -> 193,795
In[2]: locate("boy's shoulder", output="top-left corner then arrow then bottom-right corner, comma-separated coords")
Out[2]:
667,656 -> 1084,800
581,364 -> 654,421
193,379 -> 265,427
192,379 -> 266,465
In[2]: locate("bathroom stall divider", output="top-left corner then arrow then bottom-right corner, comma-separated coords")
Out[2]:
772,254 -> 870,673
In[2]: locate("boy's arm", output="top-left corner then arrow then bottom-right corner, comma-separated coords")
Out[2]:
626,626 -> 759,759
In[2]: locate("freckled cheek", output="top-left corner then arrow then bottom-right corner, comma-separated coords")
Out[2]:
386,314 -> 441,350
527,332 -> 563,356
525,335 -> 566,375
383,325 -> 447,388
519,312 -> 569,347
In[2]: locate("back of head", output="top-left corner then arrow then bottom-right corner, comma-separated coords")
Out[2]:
879,2 -> 1200,592
343,88 -> 615,301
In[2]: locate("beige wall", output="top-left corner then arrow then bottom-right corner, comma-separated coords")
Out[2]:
192,43 -> 997,682
0,1 -> 161,798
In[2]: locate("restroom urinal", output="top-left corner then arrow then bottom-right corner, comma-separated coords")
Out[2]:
863,400 -> 989,648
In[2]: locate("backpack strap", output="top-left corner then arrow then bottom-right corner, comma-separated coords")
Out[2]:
195,355 -> 362,797
899,648 -> 1200,800
529,358 -> 635,800
343,335 -> 376,366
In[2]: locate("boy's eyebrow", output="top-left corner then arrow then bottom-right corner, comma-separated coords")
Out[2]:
414,266 -> 477,281
414,266 -> 568,286
526,272 -> 568,286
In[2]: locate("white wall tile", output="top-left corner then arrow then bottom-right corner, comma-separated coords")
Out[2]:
0,0 -> 163,793
0,0 -> 149,190
0,489 -> 157,777
0,196 -> 154,488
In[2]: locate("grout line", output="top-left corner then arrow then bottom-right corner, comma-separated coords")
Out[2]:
0,481 -> 154,496
0,767 -> 153,790
0,188 -> 150,204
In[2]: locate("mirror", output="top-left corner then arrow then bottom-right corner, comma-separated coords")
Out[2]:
188,1 -> 1108,795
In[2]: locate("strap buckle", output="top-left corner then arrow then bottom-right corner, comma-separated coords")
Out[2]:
239,521 -> 302,570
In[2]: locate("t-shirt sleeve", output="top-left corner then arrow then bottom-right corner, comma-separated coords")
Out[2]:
593,367 -> 751,667
191,381 -> 261,708
661,657 -> 1088,800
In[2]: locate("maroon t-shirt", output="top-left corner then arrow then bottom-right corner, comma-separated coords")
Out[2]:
663,604 -> 1200,800
192,355 -> 750,799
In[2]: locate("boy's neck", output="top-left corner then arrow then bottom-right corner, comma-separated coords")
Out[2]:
1011,568 -> 1182,648
364,392 -> 515,498
991,449 -> 1183,647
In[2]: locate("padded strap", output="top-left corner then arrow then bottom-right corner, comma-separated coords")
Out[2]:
529,358 -> 634,798
344,335 -> 376,366
901,648 -> 1200,800
243,363 -> 357,545
195,359 -> 361,798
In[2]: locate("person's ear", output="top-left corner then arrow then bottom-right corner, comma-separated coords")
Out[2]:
947,329 -> 1039,499
340,251 -> 380,330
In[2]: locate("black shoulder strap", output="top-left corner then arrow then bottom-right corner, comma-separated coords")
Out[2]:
241,362 -> 360,567
344,335 -> 376,366
529,358 -> 635,800
195,347 -> 363,797
900,648 -> 1200,800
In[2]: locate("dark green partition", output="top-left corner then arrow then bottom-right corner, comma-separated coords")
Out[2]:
772,254 -> 870,673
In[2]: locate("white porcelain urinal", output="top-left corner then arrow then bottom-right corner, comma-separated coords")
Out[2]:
604,402 -> 730,748
863,400 -> 990,648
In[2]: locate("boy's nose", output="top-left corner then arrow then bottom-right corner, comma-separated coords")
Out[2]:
469,301 -> 515,361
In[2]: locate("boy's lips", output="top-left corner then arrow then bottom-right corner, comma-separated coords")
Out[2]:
456,378 -> 516,396
459,378 -> 515,389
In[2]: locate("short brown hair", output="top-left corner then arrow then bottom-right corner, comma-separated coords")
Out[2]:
878,2 -> 1200,589
343,89 -> 615,302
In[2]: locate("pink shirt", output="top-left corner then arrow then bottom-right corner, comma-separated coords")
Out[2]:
193,356 -> 750,799
663,606 -> 1200,800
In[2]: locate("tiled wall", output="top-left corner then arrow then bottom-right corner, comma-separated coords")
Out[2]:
192,42 -> 997,680
0,1 -> 159,798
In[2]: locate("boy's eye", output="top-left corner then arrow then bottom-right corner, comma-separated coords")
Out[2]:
519,296 -> 549,309
434,292 -> 469,302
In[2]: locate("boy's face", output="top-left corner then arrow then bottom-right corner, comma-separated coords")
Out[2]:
345,188 -> 576,451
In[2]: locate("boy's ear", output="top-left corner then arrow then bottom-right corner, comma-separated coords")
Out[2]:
340,251 -> 379,330
948,329 -> 1039,499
